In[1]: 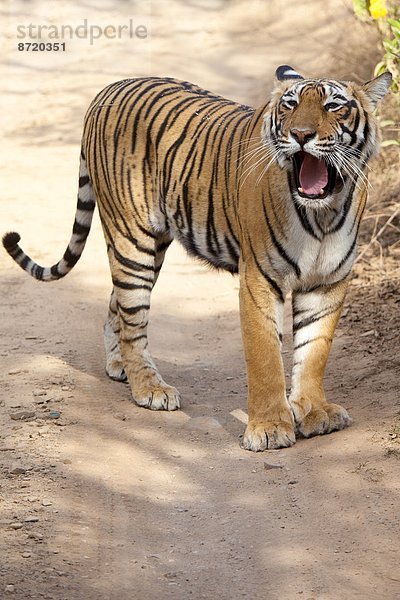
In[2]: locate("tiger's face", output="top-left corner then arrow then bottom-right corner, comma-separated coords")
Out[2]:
263,66 -> 391,208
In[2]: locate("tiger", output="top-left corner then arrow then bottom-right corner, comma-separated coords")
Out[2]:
3,65 -> 391,452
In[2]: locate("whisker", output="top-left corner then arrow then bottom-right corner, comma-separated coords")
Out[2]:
334,148 -> 370,189
229,136 -> 262,151
238,153 -> 270,184
237,140 -> 279,177
255,149 -> 283,186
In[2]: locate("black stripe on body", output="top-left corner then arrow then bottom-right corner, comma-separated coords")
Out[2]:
118,303 -> 150,315
349,191 -> 367,235
329,179 -> 357,233
113,246 -> 154,273
195,105 -> 238,179
224,234 -> 239,265
118,312 -> 148,328
331,236 -> 357,274
248,239 -> 284,302
263,188 -> 301,278
206,185 -> 222,257
293,302 -> 343,332
120,268 -> 154,284
294,335 -> 332,351
112,278 -> 152,291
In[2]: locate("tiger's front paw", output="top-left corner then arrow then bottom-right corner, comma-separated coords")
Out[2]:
293,402 -> 352,438
133,383 -> 181,411
242,420 -> 296,452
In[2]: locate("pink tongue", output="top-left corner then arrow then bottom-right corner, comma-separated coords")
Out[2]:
299,153 -> 328,196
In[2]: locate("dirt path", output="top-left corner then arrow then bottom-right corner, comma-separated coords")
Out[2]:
1,1 -> 399,599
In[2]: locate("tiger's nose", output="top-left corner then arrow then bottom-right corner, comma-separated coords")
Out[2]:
290,128 -> 316,146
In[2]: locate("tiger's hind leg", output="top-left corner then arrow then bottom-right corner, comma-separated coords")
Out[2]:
104,288 -> 127,382
104,237 -> 171,383
105,232 -> 179,410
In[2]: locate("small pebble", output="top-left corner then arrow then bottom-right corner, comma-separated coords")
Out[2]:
264,462 -> 283,470
42,499 -> 52,506
9,522 -> 23,530
24,516 -> 39,523
10,465 -> 28,475
21,552 -> 31,558
5,584 -> 15,593
10,411 -> 36,421
48,411 -> 61,419
28,532 -> 44,541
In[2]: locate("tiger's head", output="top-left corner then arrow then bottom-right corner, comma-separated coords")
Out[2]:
263,65 -> 392,208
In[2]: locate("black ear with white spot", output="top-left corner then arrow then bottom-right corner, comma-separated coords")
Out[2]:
361,71 -> 392,106
275,65 -> 304,82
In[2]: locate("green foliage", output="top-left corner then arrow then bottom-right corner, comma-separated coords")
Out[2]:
352,0 -> 369,20
352,1 -> 400,95
374,15 -> 400,95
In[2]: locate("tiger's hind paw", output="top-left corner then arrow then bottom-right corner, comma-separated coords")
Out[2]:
133,384 -> 181,411
106,360 -> 127,382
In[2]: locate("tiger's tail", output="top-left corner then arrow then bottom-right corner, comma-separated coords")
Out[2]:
2,150 -> 95,282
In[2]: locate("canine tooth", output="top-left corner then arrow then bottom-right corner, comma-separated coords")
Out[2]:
298,187 -> 304,193
319,189 -> 324,195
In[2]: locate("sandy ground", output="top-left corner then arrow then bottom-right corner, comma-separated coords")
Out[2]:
1,1 -> 399,599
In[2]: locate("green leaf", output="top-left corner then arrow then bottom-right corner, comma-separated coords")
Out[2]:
381,139 -> 400,147
374,61 -> 386,76
380,119 -> 396,127
387,19 -> 400,31
352,0 -> 369,19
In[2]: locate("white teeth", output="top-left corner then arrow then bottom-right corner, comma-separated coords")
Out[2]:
298,187 -> 304,193
319,188 -> 325,195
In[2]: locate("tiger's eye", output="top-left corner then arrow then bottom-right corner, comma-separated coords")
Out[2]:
324,102 -> 341,111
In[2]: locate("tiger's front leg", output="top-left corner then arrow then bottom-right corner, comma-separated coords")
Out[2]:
289,280 -> 352,437
239,258 -> 295,451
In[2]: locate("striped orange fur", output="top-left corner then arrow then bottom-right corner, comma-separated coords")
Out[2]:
3,66 -> 391,451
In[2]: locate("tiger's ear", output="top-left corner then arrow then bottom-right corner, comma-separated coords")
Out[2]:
361,72 -> 392,106
275,65 -> 304,82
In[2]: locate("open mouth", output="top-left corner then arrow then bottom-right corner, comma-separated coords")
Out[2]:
292,151 -> 337,200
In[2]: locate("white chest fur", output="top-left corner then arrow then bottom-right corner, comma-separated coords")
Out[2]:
269,197 -> 359,292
